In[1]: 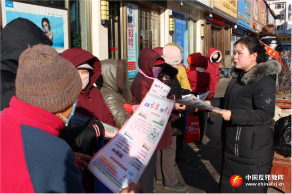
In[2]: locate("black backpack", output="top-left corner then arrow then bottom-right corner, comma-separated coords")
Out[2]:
274,115 -> 291,157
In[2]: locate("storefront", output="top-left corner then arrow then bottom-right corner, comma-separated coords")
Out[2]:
206,0 -> 237,67
167,1 -> 206,67
231,0 -> 253,51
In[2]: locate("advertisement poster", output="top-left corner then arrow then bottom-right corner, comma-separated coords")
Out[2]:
88,92 -> 174,193
127,3 -> 138,79
2,0 -> 68,53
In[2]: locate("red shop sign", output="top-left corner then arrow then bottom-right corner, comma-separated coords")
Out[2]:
211,18 -> 225,26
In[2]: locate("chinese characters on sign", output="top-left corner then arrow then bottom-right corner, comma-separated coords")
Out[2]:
127,3 -> 138,78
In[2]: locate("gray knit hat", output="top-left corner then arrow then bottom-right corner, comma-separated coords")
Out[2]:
16,44 -> 82,113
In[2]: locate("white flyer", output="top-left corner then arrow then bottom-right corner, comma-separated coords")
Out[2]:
177,93 -> 214,111
88,83 -> 174,193
148,79 -> 171,99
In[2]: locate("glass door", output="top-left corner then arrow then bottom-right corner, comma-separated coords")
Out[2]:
139,9 -> 159,50
175,18 -> 189,67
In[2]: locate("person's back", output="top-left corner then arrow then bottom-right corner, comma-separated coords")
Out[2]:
0,18 -> 52,111
1,44 -> 83,193
187,56 -> 212,96
100,59 -> 132,128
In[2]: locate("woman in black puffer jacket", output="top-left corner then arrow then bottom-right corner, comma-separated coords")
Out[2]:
206,37 -> 281,193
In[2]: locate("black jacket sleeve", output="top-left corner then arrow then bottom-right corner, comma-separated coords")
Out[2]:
59,116 -> 104,152
1,70 -> 16,111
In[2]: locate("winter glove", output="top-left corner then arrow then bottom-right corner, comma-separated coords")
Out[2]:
76,116 -> 105,150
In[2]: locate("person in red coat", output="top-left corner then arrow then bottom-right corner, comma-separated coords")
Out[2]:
205,47 -> 222,124
187,56 -> 212,142
61,48 -> 115,193
187,56 -> 212,97
205,47 -> 222,98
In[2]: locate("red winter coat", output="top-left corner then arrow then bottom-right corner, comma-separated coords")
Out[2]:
61,49 -> 115,126
205,47 -> 222,98
187,57 -> 212,98
131,48 -> 172,151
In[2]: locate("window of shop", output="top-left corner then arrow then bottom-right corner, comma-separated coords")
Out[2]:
277,14 -> 284,20
139,9 -> 159,50
277,25 -> 284,30
275,3 -> 285,9
287,24 -> 292,33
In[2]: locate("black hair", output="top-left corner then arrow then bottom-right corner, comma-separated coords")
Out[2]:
225,51 -> 230,55
234,37 -> 267,63
41,18 -> 51,30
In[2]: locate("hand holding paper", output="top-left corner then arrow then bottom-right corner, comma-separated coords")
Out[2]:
120,182 -> 143,193
212,108 -> 232,121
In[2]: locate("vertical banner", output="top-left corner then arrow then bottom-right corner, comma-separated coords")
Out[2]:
127,3 -> 138,79
1,0 -> 68,53
253,0 -> 258,21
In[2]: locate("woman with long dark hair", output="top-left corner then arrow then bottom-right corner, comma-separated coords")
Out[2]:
205,37 -> 281,192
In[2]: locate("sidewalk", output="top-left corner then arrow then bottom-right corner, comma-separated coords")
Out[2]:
153,77 -> 281,193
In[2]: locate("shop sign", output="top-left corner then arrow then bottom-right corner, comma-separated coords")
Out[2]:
260,1 -> 267,25
279,35 -> 291,43
214,0 -> 238,18
206,16 -> 225,26
127,3 -> 138,78
239,13 -> 251,24
167,1 -> 200,20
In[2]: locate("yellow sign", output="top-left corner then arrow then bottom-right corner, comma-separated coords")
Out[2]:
279,35 -> 291,43
214,0 -> 238,18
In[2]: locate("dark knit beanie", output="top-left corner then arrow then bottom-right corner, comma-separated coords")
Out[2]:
15,44 -> 82,113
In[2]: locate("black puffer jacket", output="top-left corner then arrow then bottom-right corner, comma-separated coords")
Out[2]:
0,18 -> 52,110
210,60 -> 281,193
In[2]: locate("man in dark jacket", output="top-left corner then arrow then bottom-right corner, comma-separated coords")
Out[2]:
0,18 -> 52,111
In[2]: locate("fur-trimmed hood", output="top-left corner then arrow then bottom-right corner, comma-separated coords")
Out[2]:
231,60 -> 281,85
160,63 -> 179,79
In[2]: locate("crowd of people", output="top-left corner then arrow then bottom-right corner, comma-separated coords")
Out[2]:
0,18 -> 282,193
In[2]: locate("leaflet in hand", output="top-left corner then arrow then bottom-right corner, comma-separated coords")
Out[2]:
198,90 -> 211,101
88,93 -> 174,192
148,79 -> 171,98
177,93 -> 214,111
101,122 -> 119,140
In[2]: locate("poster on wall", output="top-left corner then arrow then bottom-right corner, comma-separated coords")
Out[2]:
127,3 -> 138,79
1,0 -> 69,53
253,0 -> 258,21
